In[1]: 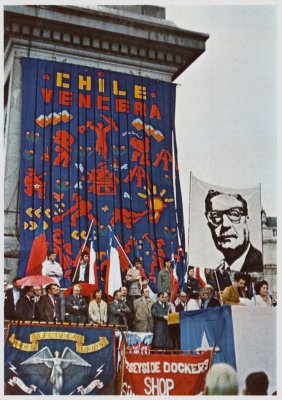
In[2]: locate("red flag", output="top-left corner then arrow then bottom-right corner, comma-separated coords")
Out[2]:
26,219 -> 48,275
195,266 -> 207,287
170,265 -> 179,302
117,245 -> 131,272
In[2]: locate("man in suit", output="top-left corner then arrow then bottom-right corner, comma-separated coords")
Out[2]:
70,251 -> 89,283
4,277 -> 22,320
201,284 -> 221,309
107,290 -> 131,328
15,286 -> 35,321
133,287 -> 154,332
151,292 -> 173,350
205,191 -> 263,287
38,283 -> 61,322
120,286 -> 134,330
64,284 -> 88,323
175,292 -> 188,312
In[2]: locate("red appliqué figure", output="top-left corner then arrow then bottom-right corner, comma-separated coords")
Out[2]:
153,149 -> 176,171
24,168 -> 46,199
53,130 -> 75,168
110,208 -> 148,229
52,228 -> 74,273
95,115 -> 118,160
124,165 -> 151,188
53,193 -> 97,226
130,137 -> 150,165
88,162 -> 119,195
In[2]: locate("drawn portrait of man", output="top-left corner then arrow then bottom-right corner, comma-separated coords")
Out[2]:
188,175 -> 263,276
204,190 -> 263,273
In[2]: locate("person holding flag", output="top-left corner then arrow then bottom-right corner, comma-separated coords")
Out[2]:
71,251 -> 89,283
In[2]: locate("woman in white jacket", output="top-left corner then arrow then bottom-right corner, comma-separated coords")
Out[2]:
88,289 -> 108,324
251,280 -> 273,307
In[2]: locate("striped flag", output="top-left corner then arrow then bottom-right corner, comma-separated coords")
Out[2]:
89,240 -> 98,284
105,230 -> 122,297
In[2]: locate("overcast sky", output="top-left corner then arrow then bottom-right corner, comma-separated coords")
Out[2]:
161,4 -> 277,235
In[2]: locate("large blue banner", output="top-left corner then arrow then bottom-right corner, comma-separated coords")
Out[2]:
19,58 -> 185,288
180,306 -> 237,369
5,323 -> 116,395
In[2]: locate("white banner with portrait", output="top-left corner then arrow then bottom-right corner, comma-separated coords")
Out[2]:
188,175 -> 262,273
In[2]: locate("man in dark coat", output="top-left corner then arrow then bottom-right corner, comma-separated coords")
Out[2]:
120,286 -> 134,330
4,277 -> 22,320
107,290 -> 131,328
38,283 -> 61,322
151,292 -> 173,350
64,284 -> 88,323
15,286 -> 35,321
184,266 -> 199,295
201,285 -> 221,309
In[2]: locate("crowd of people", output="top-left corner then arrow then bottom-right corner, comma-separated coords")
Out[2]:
4,252 -> 277,351
4,250 -> 276,396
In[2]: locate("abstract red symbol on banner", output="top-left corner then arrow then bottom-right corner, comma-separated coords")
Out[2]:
88,162 -> 119,195
142,233 -> 166,282
153,149 -> 175,171
53,130 -> 75,168
52,228 -> 74,270
131,137 -> 150,165
53,194 -> 97,226
124,165 -> 151,188
94,115 -> 118,159
24,168 -> 47,199
110,208 -> 148,229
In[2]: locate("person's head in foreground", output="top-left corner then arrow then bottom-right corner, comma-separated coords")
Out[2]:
243,371 -> 269,395
204,363 -> 239,395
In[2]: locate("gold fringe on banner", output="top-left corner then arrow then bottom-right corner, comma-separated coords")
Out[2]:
9,331 -> 109,353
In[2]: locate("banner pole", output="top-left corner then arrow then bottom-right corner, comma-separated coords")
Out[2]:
214,269 -> 224,305
72,219 -> 95,283
119,331 -> 127,394
108,225 -> 133,268
187,171 -> 193,252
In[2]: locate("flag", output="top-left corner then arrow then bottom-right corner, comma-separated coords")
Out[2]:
195,266 -> 206,287
104,230 -> 122,297
170,261 -> 179,302
89,241 -> 97,284
117,245 -> 131,272
180,306 -> 276,394
26,219 -> 48,275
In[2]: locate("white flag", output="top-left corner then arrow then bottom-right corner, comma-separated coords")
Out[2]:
107,242 -> 122,297
89,241 -> 96,284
